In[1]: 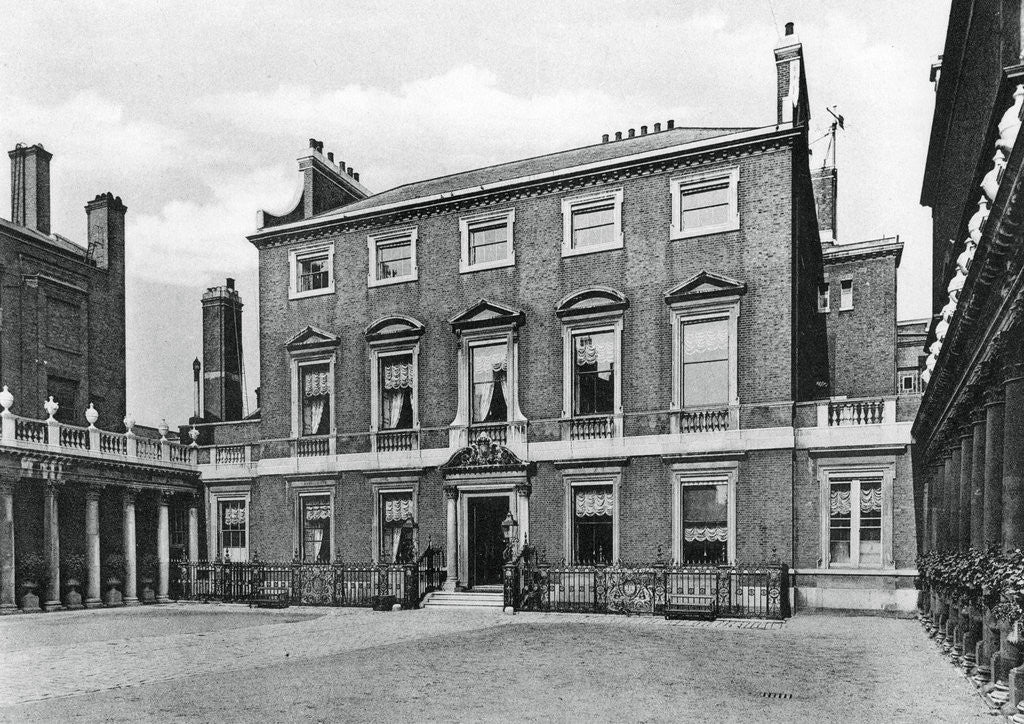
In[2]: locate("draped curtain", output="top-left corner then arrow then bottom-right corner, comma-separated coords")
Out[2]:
473,357 -> 507,423
382,360 -> 414,429
303,499 -> 331,562
574,334 -> 614,415
223,506 -> 246,526
381,496 -> 414,563
575,490 -> 614,517
302,367 -> 330,435
683,525 -> 728,542
828,486 -> 882,516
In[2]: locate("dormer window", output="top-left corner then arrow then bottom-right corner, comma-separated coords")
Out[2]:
368,229 -> 418,287
289,244 -> 335,299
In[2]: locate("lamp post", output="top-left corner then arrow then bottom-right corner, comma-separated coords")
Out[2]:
501,511 -> 519,562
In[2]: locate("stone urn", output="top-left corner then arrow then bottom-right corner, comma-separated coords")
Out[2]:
139,578 -> 156,603
63,578 -> 84,610
19,581 -> 41,612
103,577 -> 123,606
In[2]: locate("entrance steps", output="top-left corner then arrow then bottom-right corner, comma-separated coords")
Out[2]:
420,589 -> 504,610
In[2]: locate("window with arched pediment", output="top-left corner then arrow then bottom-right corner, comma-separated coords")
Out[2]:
366,316 -> 425,452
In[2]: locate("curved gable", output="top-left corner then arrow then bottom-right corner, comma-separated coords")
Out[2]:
556,286 -> 629,319
365,315 -> 425,343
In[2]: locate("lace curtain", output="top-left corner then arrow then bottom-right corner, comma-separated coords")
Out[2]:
683,525 -> 728,542
575,335 -> 614,367
473,358 -> 508,423
829,486 -> 882,515
575,490 -> 614,517
382,361 -> 414,429
683,323 -> 728,360
222,506 -> 246,526
384,497 -> 413,523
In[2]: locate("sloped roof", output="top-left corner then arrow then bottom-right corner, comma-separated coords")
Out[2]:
330,126 -> 752,216
0,216 -> 88,257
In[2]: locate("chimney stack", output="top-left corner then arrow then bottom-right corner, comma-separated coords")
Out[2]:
9,143 -> 52,235
85,192 -> 127,271
201,279 -> 244,422
775,21 -> 810,126
812,166 -> 838,243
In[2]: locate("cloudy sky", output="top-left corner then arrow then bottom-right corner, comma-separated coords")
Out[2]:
2,1 -> 949,426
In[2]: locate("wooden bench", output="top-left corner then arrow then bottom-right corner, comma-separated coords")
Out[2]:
664,593 -> 717,620
249,587 -> 290,609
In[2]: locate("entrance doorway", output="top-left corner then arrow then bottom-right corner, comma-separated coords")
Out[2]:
467,496 -> 509,587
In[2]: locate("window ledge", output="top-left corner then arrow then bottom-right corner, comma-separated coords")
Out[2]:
670,221 -> 740,241
459,255 -> 516,274
289,286 -> 335,301
561,237 -> 624,258
368,272 -> 419,288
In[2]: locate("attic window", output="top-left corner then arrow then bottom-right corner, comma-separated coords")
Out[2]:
561,189 -> 624,257
289,244 -> 335,300
670,169 -> 740,240
368,229 -> 418,287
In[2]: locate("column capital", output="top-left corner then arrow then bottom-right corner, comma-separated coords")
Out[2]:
514,482 -> 532,497
0,478 -> 14,496
43,479 -> 64,493
985,381 -> 1006,406
971,405 -> 987,425
122,486 -> 141,505
443,485 -> 459,500
85,484 -> 104,502
155,490 -> 174,505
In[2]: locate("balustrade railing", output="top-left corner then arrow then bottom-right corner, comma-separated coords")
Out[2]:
294,436 -> 331,457
569,415 -> 615,441
469,423 -> 508,446
0,386 -> 196,467
826,398 -> 888,426
375,428 -> 419,452
677,407 -> 731,433
215,445 -> 246,465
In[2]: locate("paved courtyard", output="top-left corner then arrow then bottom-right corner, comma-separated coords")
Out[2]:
0,604 -> 990,722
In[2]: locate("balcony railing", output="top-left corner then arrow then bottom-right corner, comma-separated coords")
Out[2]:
469,423 -> 508,446
374,428 -> 419,453
569,415 -> 615,441
819,397 -> 895,427
293,435 -> 332,457
215,445 -> 246,465
675,406 -> 732,433
0,386 -> 196,469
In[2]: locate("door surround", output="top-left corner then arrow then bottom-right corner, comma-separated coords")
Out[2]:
457,482 -> 519,590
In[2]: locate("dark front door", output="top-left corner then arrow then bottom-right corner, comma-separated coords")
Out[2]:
467,496 -> 509,587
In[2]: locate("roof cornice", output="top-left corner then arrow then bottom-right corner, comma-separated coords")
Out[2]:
248,123 -> 800,249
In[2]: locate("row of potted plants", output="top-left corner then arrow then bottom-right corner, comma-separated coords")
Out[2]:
918,546 -> 1024,622
16,550 -> 164,611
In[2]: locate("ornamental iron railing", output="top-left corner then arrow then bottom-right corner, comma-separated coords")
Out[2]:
172,559 -> 419,609
504,549 -> 788,620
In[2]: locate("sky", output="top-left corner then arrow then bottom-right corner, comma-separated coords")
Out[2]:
1,1 -> 950,427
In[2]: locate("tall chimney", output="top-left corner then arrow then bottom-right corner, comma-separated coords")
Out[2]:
192,358 -> 202,418
201,279 -> 244,422
811,166 -> 838,243
9,143 -> 52,234
774,22 -> 810,126
85,192 -> 127,271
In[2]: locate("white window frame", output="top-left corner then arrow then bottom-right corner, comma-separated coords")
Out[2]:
561,188 -> 624,257
670,167 -> 740,240
293,486 -> 336,563
668,295 -> 740,427
459,209 -> 516,273
817,282 -> 830,313
289,243 -> 335,300
839,278 -> 854,311
671,461 -> 737,566
368,228 -> 418,287
291,356 -> 336,440
561,315 -> 624,436
815,458 -> 895,570
562,468 -> 621,565
207,487 -> 251,563
370,479 -> 417,569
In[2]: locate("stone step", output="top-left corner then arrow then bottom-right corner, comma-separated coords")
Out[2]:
421,591 -> 504,609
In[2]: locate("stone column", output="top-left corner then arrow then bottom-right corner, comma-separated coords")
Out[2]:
959,426 -> 974,551
0,479 -> 16,613
42,481 -> 62,611
156,492 -> 170,603
444,486 -> 458,591
945,444 -> 961,550
515,483 -> 531,550
1003,339 -> 1024,550
187,498 -> 200,563
122,489 -> 139,606
971,408 -> 987,549
930,460 -> 944,552
84,485 -> 102,608
985,385 -> 1006,548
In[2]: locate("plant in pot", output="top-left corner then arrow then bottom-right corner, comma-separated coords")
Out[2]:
62,552 -> 87,610
18,552 -> 50,612
139,552 -> 159,603
103,552 -> 127,606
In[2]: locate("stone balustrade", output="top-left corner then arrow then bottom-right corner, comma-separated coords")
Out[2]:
0,386 -> 197,469
816,396 -> 896,427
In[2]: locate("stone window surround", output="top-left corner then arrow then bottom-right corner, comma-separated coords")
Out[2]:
449,325 -> 527,448
560,463 -> 623,564
459,208 -> 516,273
368,342 -> 421,440
560,187 -> 624,257
667,293 -> 740,431
670,459 -> 738,566
560,311 -> 624,437
367,227 -> 419,288
669,167 -> 740,240
288,243 -> 335,300
369,473 -> 419,564
290,479 -> 337,563
205,483 -> 251,562
290,354 -> 336,440
814,454 -> 896,570
817,281 -> 830,313
839,277 -> 854,311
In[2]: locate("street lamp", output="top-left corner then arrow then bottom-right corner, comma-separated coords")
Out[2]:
501,511 -> 519,561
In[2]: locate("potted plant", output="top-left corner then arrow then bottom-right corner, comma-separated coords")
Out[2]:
62,552 -> 86,610
18,552 -> 49,612
103,552 -> 126,606
139,552 -> 159,603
